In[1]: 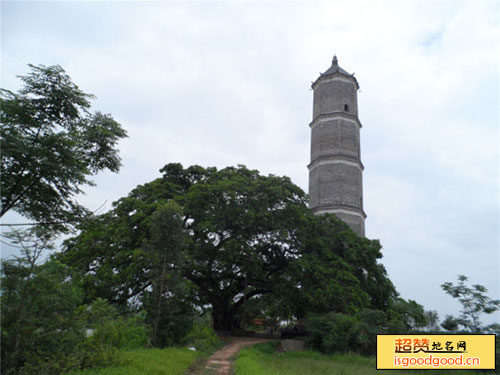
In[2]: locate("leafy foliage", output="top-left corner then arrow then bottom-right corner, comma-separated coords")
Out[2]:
423,309 -> 440,332
1,258 -> 85,375
0,229 -> 148,375
307,299 -> 427,355
307,312 -> 359,353
289,215 -> 395,318
143,201 -> 188,346
61,163 -> 396,333
83,298 -> 150,350
141,288 -> 195,348
441,314 -> 461,332
183,323 -> 220,352
441,275 -> 500,332
61,197 -> 196,345
385,297 -> 427,332
0,64 -> 127,229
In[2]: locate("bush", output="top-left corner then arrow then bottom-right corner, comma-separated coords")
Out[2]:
307,307 -> 417,355
1,258 -> 149,375
84,298 -> 150,350
306,298 -> 428,356
306,312 -> 358,353
183,323 -> 220,352
1,259 -> 87,375
141,289 -> 196,347
77,298 -> 150,368
353,309 -> 387,355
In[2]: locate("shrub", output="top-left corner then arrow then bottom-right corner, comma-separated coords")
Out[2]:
76,298 -> 150,368
306,312 -> 358,353
306,308 -> 406,355
1,259 -> 87,375
1,260 -> 150,375
183,323 -> 220,352
353,309 -> 387,355
141,289 -> 196,347
84,298 -> 150,350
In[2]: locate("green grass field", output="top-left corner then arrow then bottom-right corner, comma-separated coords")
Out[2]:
67,348 -> 201,375
234,342 -> 490,375
66,342 -> 494,375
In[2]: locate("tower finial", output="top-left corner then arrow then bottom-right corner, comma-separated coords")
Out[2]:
332,55 -> 338,66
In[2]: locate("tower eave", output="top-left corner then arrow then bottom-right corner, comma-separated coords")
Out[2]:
310,205 -> 367,220
307,156 -> 365,171
309,111 -> 363,129
311,72 -> 360,91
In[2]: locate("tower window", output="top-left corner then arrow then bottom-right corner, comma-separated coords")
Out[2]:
344,104 -> 349,112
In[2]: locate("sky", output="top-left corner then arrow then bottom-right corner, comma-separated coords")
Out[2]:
1,0 -> 499,325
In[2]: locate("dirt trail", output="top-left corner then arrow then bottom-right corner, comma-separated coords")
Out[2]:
194,337 -> 270,375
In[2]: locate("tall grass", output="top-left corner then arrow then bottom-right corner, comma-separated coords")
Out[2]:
67,348 -> 200,375
234,342 -> 488,375
235,342 -> 378,375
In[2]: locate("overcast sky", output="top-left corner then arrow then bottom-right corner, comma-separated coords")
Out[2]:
1,0 -> 499,325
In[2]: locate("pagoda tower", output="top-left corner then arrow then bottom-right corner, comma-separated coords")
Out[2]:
308,56 -> 366,236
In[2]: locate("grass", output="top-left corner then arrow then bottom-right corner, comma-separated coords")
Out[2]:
234,342 -> 491,375
67,347 -> 201,375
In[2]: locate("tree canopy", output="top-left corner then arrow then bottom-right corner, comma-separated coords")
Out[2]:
1,64 -> 127,229
61,163 -> 396,331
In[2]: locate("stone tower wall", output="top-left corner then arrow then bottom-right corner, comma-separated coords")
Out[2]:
313,77 -> 358,118
308,163 -> 363,208
310,117 -> 360,161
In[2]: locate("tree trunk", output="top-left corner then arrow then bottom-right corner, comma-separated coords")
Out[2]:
212,307 -> 239,332
152,259 -> 167,347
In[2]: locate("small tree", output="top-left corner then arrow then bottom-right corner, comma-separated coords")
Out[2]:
1,64 -> 127,230
441,275 -> 500,332
144,201 -> 189,346
386,297 -> 427,332
1,228 -> 85,375
423,310 -> 440,332
441,315 -> 461,332
1,228 -> 149,375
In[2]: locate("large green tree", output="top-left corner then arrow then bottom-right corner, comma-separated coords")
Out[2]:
61,163 -> 396,332
1,64 -> 127,229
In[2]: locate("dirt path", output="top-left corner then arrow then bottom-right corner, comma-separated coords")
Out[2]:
193,337 -> 270,375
